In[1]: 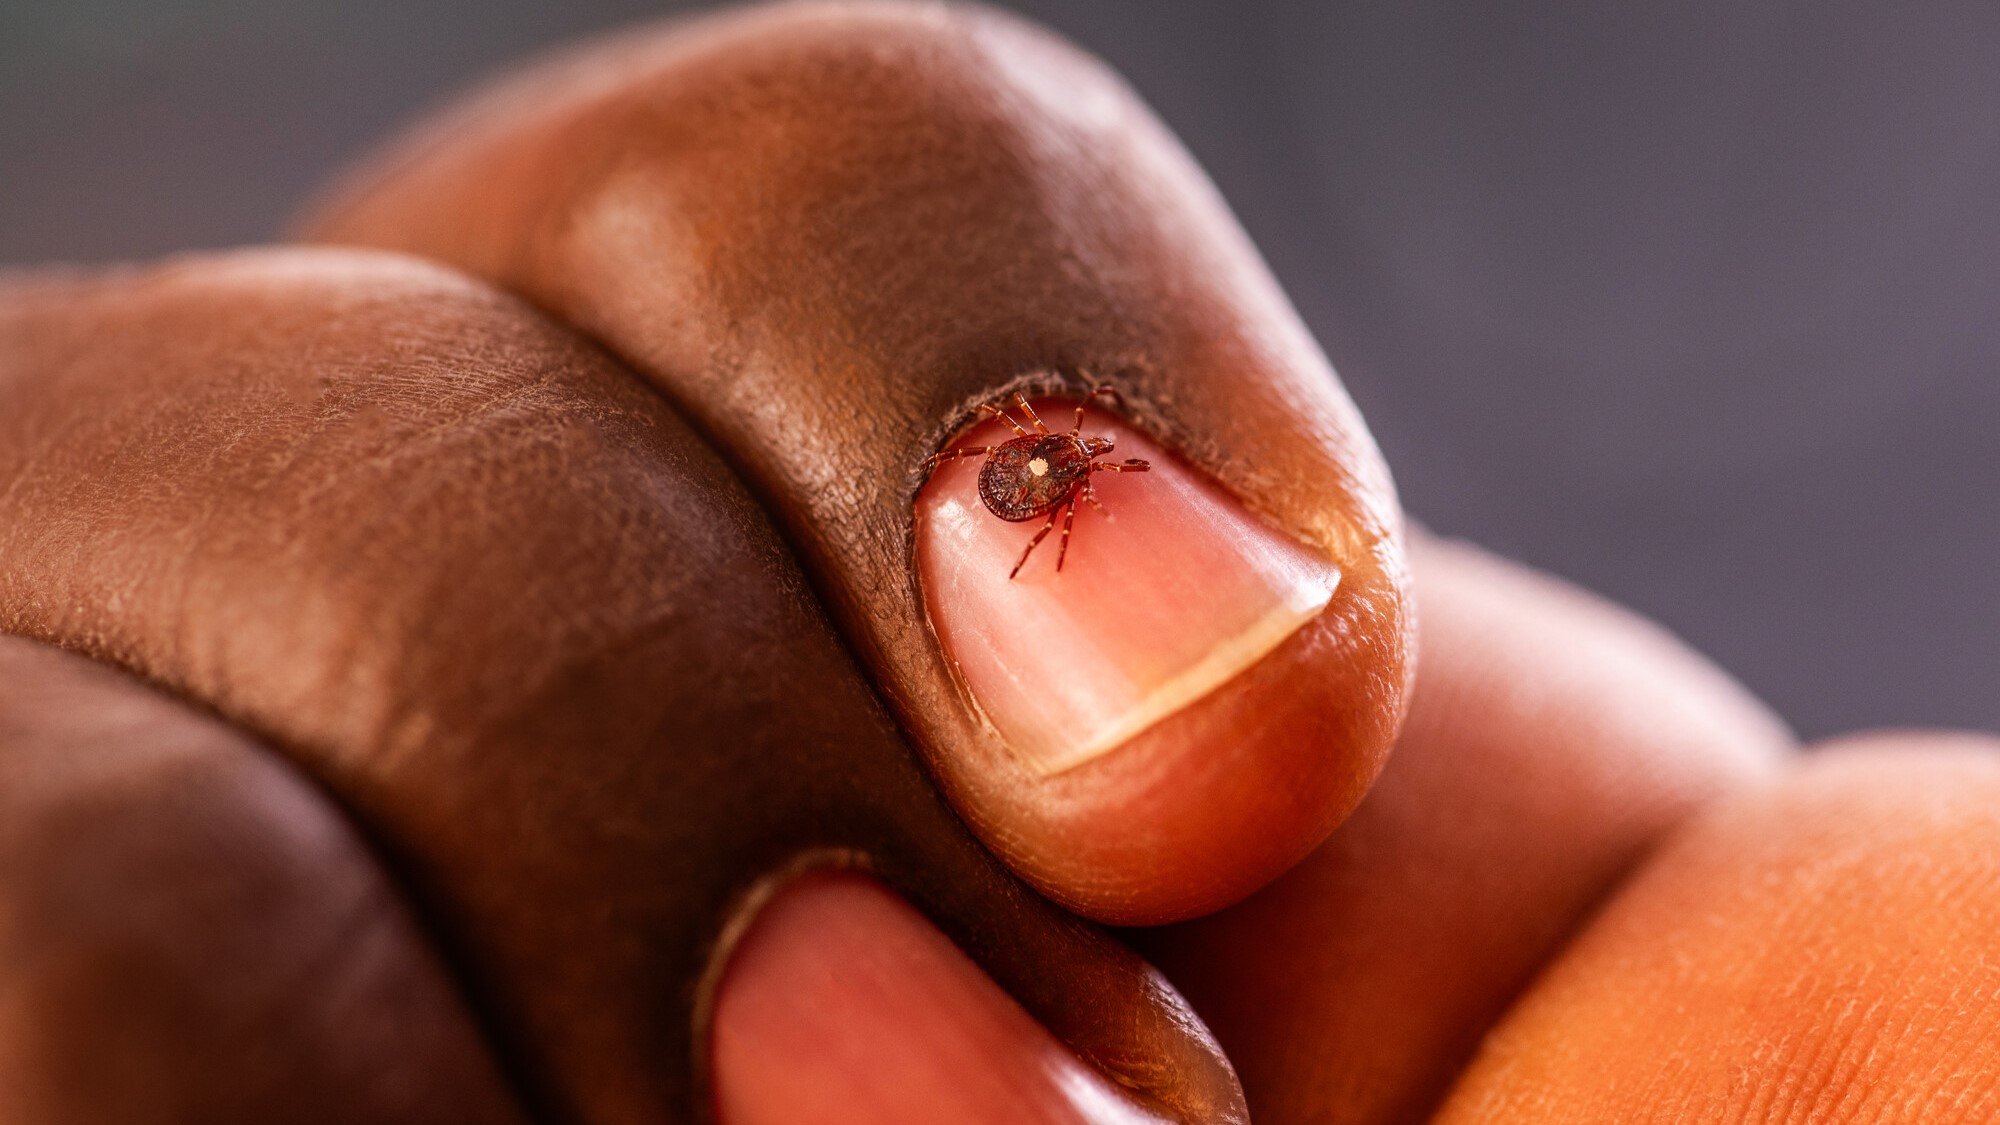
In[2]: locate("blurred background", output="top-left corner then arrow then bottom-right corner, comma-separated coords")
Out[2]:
3,0 -> 1994,739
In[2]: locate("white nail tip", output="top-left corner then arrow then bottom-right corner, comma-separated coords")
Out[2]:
919,416 -> 1345,776
1043,567 -> 1339,773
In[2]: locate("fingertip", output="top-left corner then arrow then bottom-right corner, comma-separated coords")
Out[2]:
710,872 -> 1174,1125
914,404 -> 1406,924
1136,536 -> 1791,1123
917,411 -> 1344,776
303,0 -> 1415,923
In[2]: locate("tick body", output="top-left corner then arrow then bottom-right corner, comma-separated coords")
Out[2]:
923,384 -> 1151,578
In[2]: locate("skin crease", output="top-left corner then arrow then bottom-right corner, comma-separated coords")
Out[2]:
1432,736 -> 2000,1124
1135,535 -> 1794,1125
0,252 -> 1241,1125
0,636 -> 524,1125
303,0 -> 1412,925
0,261 -> 1993,1123
2,5 -> 1996,1124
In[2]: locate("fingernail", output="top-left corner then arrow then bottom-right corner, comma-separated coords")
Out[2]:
711,872 -> 1166,1125
917,402 -> 1341,774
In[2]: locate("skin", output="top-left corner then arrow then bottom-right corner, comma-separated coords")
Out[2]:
2,4 -> 1995,1124
0,635 -> 523,1125
304,0 -> 1412,926
1133,535 -> 1795,1123
0,250 -> 1237,1125
1430,735 -> 2000,1124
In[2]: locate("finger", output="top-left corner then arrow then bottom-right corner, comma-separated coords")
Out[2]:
1134,535 -> 1793,1124
714,872 -> 1172,1125
302,1 -> 1412,924
0,250 -> 1241,1123
0,636 -> 523,1125
1432,733 -> 2000,1123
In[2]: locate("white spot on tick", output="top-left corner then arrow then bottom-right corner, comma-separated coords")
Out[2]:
1029,457 -> 1049,477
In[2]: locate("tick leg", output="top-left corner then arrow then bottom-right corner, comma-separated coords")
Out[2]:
1082,479 -> 1106,514
1013,393 -> 1051,434
1071,382 -> 1119,433
1009,507 -> 1063,580
979,403 -> 1033,438
920,445 -> 994,473
1054,497 -> 1080,572
1091,458 -> 1152,473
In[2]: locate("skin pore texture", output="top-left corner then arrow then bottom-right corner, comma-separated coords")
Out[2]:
3,4 -> 1997,1124
303,0 -> 1413,926
1432,736 -> 2000,1124
0,251 -> 1240,1125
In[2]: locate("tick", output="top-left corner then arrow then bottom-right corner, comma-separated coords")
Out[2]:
923,384 -> 1151,579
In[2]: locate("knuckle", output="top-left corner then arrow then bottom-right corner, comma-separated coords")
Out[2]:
0,249 -> 765,755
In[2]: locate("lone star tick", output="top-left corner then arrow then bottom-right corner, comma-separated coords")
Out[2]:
922,383 -> 1151,579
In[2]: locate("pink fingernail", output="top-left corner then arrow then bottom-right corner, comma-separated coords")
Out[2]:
710,872 -> 1165,1125
917,399 -> 1341,774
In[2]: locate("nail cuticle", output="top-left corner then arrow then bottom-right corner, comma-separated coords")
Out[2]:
917,402 -> 1346,776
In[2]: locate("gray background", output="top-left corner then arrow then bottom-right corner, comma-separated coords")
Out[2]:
4,0 -> 1994,739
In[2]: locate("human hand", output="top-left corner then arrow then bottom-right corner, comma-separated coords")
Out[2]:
3,5 -> 1995,1124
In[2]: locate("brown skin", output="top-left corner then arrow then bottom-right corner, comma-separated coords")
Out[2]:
304,0 -> 1412,925
0,636 -> 523,1125
0,251 -> 1240,1125
2,246 -> 1991,1121
4,4 -> 1995,1123
1136,535 -> 1794,1124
